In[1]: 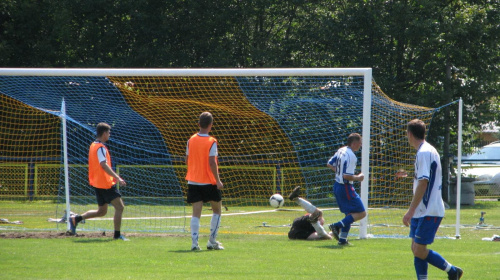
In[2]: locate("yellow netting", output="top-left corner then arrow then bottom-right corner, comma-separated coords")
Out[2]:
109,76 -> 304,204
0,94 -> 60,199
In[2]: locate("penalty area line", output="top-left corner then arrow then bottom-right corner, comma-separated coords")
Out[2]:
90,209 -> 286,221
79,207 -> 340,221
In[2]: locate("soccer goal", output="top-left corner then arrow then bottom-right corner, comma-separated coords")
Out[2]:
0,68 -> 461,237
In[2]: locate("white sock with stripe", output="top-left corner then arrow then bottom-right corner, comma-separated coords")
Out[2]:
190,216 -> 200,247
209,214 -> 221,244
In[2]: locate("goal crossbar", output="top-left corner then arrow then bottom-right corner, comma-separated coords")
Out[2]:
0,68 -> 372,77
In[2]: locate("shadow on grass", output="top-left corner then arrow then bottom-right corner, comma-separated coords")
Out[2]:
72,238 -> 114,243
171,249 -> 213,253
317,243 -> 352,250
317,239 -> 369,250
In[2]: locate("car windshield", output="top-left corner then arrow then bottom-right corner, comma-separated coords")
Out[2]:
468,146 -> 500,160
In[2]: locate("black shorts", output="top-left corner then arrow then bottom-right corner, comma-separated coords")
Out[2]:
288,215 -> 316,240
94,186 -> 122,206
186,184 -> 222,203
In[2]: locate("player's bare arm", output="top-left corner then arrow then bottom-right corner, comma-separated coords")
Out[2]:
100,161 -> 126,186
209,156 -> 223,189
327,163 -> 336,172
343,172 -> 364,182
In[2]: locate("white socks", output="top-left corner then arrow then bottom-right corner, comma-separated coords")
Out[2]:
297,198 -> 317,214
190,217 -> 200,247
191,214 -> 222,247
312,221 -> 329,238
209,214 -> 221,244
444,262 -> 452,273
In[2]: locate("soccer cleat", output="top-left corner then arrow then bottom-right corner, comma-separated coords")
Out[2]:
207,241 -> 224,250
68,216 -> 77,235
308,210 -> 323,223
114,235 -> 130,241
448,267 -> 463,280
328,224 -> 340,241
288,186 -> 301,201
338,240 -> 350,246
191,245 -> 201,251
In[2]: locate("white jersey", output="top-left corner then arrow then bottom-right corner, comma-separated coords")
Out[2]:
413,141 -> 445,218
327,146 -> 357,184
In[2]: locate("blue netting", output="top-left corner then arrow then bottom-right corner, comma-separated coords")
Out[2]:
0,76 -> 184,232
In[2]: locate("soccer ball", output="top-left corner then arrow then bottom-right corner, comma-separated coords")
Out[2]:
269,194 -> 284,208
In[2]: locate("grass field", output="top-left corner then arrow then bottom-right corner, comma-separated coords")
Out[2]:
1,200 -> 500,279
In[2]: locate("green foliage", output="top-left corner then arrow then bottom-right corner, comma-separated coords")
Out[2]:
0,0 -> 498,149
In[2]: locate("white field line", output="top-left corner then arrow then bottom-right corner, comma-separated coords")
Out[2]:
89,208 -> 339,221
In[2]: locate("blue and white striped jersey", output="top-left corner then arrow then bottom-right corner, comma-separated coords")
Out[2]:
328,146 -> 357,184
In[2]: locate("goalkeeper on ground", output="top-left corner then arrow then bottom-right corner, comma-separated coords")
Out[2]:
287,186 -> 332,240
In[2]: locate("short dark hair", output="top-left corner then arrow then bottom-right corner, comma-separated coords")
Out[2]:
96,122 -> 111,137
407,119 -> 426,140
199,112 -> 213,129
347,133 -> 361,146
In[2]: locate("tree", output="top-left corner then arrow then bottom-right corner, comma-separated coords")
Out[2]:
1,0 -> 498,150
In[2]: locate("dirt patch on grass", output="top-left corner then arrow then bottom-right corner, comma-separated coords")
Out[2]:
0,231 -> 186,239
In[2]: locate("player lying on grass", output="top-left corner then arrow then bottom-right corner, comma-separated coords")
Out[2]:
287,186 -> 332,240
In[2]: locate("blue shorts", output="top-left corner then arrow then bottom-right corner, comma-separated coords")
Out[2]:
333,182 -> 365,215
409,216 -> 442,245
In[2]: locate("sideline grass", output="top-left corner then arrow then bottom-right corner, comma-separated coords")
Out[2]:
1,200 -> 500,279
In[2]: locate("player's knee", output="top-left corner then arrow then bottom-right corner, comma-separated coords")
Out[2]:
96,209 -> 107,216
411,244 -> 427,259
114,204 -> 124,213
354,211 -> 366,221
413,249 -> 427,259
359,211 -> 367,219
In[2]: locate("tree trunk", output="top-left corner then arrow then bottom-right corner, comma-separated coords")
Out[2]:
442,62 -> 452,201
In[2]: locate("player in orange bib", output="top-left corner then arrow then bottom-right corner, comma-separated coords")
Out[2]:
69,122 -> 129,241
186,112 -> 224,251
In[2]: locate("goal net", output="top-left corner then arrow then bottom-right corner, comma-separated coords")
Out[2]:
0,68 -> 444,237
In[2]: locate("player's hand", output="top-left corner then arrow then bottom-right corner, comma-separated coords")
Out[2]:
118,177 -> 127,186
395,169 -> 408,180
216,181 -> 223,190
402,210 -> 413,226
357,173 -> 365,181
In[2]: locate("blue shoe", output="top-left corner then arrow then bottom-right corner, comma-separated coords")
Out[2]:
114,235 -> 130,241
448,267 -> 463,280
328,224 -> 340,241
338,239 -> 350,246
69,216 -> 77,235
